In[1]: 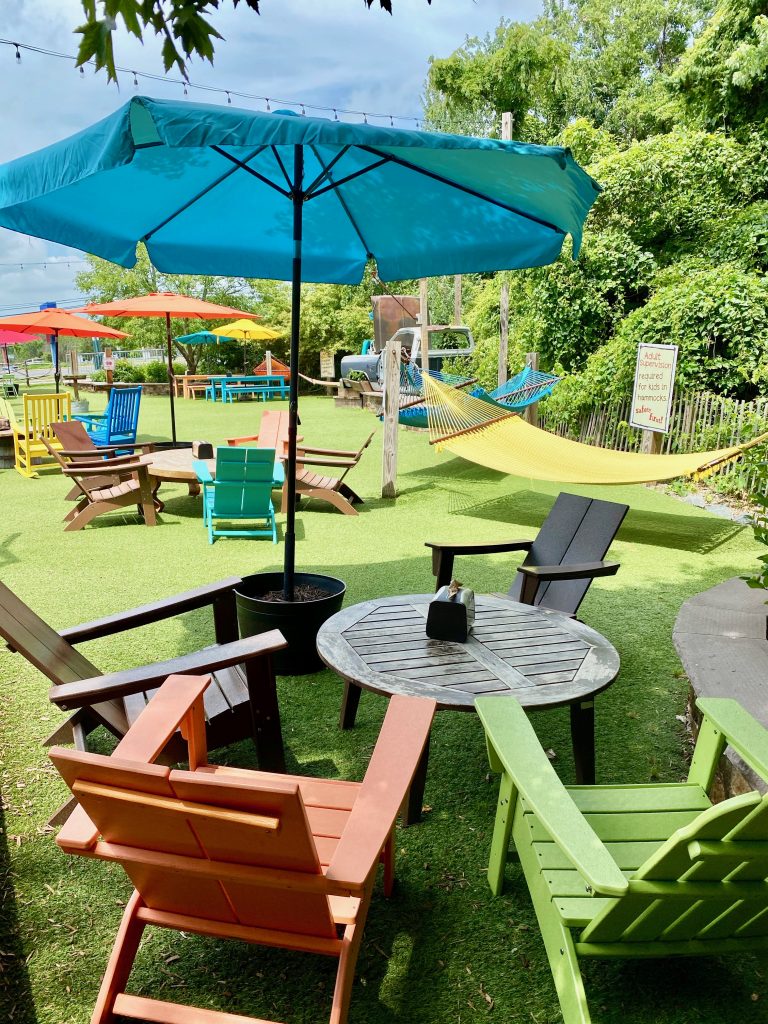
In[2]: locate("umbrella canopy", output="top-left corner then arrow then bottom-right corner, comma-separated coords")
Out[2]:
73,292 -> 260,442
173,330 -> 235,344
0,310 -> 128,390
211,320 -> 282,341
0,328 -> 37,372
0,96 -> 600,599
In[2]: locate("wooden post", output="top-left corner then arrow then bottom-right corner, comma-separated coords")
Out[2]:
640,429 -> 663,454
454,275 -> 462,325
498,112 -> 513,389
381,330 -> 401,499
419,278 -> 429,370
265,349 -> 273,375
69,349 -> 80,400
524,351 -> 539,427
105,347 -> 113,387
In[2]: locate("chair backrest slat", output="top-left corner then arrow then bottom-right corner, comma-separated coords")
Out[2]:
23,393 -> 71,442
582,792 -> 768,945
50,749 -> 337,937
508,493 -> 628,614
52,420 -> 96,452
107,386 -> 142,438
0,581 -> 99,685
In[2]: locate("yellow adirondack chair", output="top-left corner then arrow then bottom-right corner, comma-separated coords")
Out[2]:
9,392 -> 71,477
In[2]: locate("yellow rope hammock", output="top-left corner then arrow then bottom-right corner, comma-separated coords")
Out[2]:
423,374 -> 768,485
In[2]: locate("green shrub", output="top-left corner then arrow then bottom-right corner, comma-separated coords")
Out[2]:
143,360 -> 168,383
90,370 -> 106,382
112,359 -> 145,383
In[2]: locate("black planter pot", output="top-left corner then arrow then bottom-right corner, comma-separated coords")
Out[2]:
235,572 -> 346,675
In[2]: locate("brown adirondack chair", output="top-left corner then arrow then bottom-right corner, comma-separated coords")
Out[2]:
228,410 -> 372,516
52,419 -> 155,500
50,672 -> 436,1024
41,436 -> 157,531
0,578 -> 288,823
426,492 -> 628,613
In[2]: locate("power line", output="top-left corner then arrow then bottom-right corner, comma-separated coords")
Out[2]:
0,36 -> 485,135
0,259 -> 90,270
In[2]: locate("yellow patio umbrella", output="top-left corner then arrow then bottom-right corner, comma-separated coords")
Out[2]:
211,319 -> 283,371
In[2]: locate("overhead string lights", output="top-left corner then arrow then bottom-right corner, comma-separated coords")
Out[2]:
0,36 -> 485,135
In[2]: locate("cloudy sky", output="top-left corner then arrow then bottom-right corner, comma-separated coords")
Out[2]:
0,0 -> 540,314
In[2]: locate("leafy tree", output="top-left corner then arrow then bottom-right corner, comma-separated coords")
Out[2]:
77,0 -> 430,81
675,0 -> 768,133
75,246 -> 286,372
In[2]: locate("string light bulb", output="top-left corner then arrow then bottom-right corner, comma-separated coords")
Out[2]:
266,98 -> 271,111
132,71 -> 138,87
14,44 -> 21,63
226,91 -> 231,104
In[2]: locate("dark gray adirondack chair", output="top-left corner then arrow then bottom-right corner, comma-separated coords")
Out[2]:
426,491 -> 629,615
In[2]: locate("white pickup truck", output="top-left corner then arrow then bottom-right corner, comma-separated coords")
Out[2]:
340,324 -> 474,386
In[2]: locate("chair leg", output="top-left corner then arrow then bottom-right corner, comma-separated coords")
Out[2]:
65,500 -> 107,532
244,656 -> 285,773
330,885 -> 373,1024
91,891 -> 146,1024
487,771 -> 516,896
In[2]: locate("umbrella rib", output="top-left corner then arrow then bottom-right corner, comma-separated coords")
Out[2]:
212,146 -> 292,198
303,146 -> 350,197
304,156 -> 391,201
270,146 -> 294,191
143,145 -> 269,241
306,146 -> 375,258
357,145 -> 565,235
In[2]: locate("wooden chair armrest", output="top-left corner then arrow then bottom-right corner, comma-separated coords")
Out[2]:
50,630 -> 287,709
295,456 -> 358,469
517,561 -> 620,581
476,696 -> 628,897
59,576 -> 243,644
425,539 -> 534,557
226,434 -> 259,447
425,539 -> 534,589
54,674 -> 211,852
59,443 -> 154,458
690,698 -> 768,790
298,445 -> 361,458
61,457 -> 150,479
326,696 -> 436,890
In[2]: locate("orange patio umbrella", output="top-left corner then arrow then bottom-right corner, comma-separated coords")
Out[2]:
75,292 -> 260,444
0,309 -> 128,392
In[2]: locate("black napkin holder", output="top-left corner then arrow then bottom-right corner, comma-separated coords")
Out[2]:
192,440 -> 214,459
426,584 -> 476,643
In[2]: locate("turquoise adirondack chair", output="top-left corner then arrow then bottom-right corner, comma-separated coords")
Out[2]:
193,447 -> 278,544
74,385 -> 142,447
477,694 -> 768,1024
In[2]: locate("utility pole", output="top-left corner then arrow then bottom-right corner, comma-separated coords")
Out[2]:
498,112 -> 513,388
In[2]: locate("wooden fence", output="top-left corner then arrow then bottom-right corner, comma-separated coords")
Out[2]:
539,392 -> 768,494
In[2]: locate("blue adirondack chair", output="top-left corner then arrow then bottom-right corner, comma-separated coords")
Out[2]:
74,385 -> 142,448
193,447 -> 278,544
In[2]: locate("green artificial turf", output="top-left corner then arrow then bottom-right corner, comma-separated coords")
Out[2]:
1,386 -> 767,1024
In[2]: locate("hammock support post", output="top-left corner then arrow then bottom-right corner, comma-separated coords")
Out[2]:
524,351 -> 539,427
381,329 -> 401,498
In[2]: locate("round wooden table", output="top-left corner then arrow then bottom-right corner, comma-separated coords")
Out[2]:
146,448 -> 215,511
317,593 -> 620,823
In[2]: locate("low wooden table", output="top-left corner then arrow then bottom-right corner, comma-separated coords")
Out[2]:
317,594 -> 620,824
146,448 -> 215,511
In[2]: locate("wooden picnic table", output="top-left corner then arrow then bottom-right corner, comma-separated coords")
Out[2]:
317,593 -> 620,824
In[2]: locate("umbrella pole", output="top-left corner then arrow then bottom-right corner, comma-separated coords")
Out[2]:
53,333 -> 60,394
283,144 -> 304,602
165,312 -> 178,445
2,346 -> 8,372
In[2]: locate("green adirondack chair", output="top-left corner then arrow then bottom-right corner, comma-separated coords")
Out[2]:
476,694 -> 768,1024
193,447 -> 278,544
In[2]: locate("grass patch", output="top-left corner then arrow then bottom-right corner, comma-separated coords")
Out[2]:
1,386 -> 767,1024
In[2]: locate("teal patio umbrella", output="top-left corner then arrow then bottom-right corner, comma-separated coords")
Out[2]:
0,96 -> 599,599
174,331 -> 235,343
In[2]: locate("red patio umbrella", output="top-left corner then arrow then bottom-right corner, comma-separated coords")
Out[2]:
0,309 -> 128,392
75,293 -> 260,444
0,329 -> 37,373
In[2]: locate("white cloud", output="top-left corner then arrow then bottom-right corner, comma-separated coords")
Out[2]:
0,0 -> 540,311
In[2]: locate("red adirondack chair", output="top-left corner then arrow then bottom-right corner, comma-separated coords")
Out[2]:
50,673 -> 435,1024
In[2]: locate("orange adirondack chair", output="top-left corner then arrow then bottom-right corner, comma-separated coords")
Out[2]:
50,673 -> 435,1024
